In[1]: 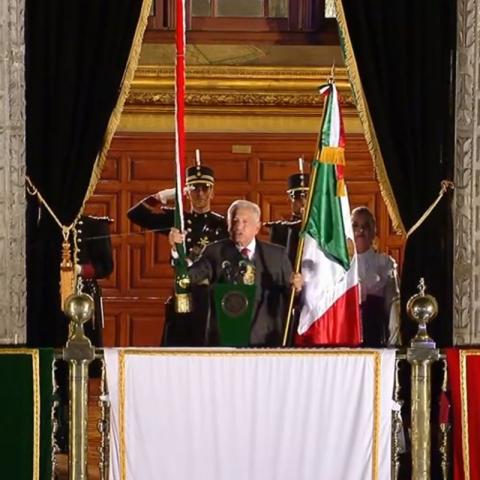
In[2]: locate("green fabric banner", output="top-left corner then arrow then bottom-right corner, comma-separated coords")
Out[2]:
0,348 -> 54,480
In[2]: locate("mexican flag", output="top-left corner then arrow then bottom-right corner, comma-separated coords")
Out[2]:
295,81 -> 362,346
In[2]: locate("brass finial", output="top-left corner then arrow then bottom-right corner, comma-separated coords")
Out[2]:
406,277 -> 438,348
63,292 -> 95,365
64,293 -> 94,326
329,62 -> 335,83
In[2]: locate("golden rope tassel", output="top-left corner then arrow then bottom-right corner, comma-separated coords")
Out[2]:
336,178 -> 346,197
60,228 -> 75,311
319,146 -> 345,165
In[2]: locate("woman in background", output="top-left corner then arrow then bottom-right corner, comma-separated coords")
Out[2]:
352,206 -> 401,347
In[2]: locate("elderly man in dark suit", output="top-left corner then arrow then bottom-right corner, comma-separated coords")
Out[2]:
169,199 -> 303,346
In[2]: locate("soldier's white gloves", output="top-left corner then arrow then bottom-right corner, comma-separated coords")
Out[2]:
152,188 -> 176,204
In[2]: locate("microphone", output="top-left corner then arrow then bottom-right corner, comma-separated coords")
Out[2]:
238,260 -> 248,276
238,260 -> 255,285
235,260 -> 247,285
222,260 -> 233,283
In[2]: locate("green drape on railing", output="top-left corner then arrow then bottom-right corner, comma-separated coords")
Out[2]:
0,349 -> 54,480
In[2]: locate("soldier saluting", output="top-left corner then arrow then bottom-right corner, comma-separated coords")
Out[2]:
127,152 -> 228,345
265,159 -> 310,265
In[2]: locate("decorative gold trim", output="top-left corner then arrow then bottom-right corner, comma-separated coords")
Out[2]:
118,348 -> 382,480
0,349 -> 40,480
460,350 -> 470,480
132,65 -> 350,82
119,347 -> 381,356
127,91 -> 355,108
391,357 -> 403,479
372,351 -> 381,480
119,350 -> 127,480
51,359 -> 59,478
439,356 -> 450,480
459,350 -> 480,480
334,0 -> 405,236
80,0 -> 153,215
99,357 -> 110,480
32,350 -> 40,480
125,65 -> 357,116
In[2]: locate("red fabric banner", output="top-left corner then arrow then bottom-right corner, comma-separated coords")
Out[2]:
446,349 -> 480,480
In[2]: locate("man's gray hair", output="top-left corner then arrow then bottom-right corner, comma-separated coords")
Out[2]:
227,199 -> 261,223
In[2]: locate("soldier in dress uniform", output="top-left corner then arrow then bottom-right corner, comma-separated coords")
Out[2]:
265,172 -> 310,265
127,161 -> 228,346
74,215 -> 114,347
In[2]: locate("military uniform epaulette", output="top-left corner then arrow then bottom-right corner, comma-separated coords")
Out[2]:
264,220 -> 281,227
185,210 -> 223,218
264,219 -> 301,227
209,211 -> 225,220
281,219 -> 302,226
80,215 -> 114,223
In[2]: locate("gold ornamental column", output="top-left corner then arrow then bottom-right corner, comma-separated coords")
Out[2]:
63,293 -> 95,480
406,279 -> 440,480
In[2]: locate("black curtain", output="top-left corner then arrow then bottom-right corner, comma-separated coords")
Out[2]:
26,0 -> 144,346
341,0 -> 456,346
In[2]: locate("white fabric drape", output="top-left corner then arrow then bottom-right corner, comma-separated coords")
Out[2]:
105,348 -> 395,480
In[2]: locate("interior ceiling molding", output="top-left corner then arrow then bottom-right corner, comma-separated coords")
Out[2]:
126,65 -> 356,116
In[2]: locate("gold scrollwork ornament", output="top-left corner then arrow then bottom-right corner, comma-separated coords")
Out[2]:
177,275 -> 191,289
243,264 -> 256,285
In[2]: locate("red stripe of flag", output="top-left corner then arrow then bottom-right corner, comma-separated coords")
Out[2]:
295,285 -> 362,346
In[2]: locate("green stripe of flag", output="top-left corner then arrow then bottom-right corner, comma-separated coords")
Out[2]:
303,161 -> 350,270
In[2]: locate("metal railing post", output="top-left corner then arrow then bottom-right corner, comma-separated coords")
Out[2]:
406,278 -> 440,480
63,293 -> 95,480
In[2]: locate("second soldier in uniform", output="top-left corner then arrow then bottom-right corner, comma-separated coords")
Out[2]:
128,160 -> 228,346
266,171 -> 310,265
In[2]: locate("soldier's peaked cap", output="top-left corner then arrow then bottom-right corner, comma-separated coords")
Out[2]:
186,165 -> 215,185
287,173 -> 310,194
